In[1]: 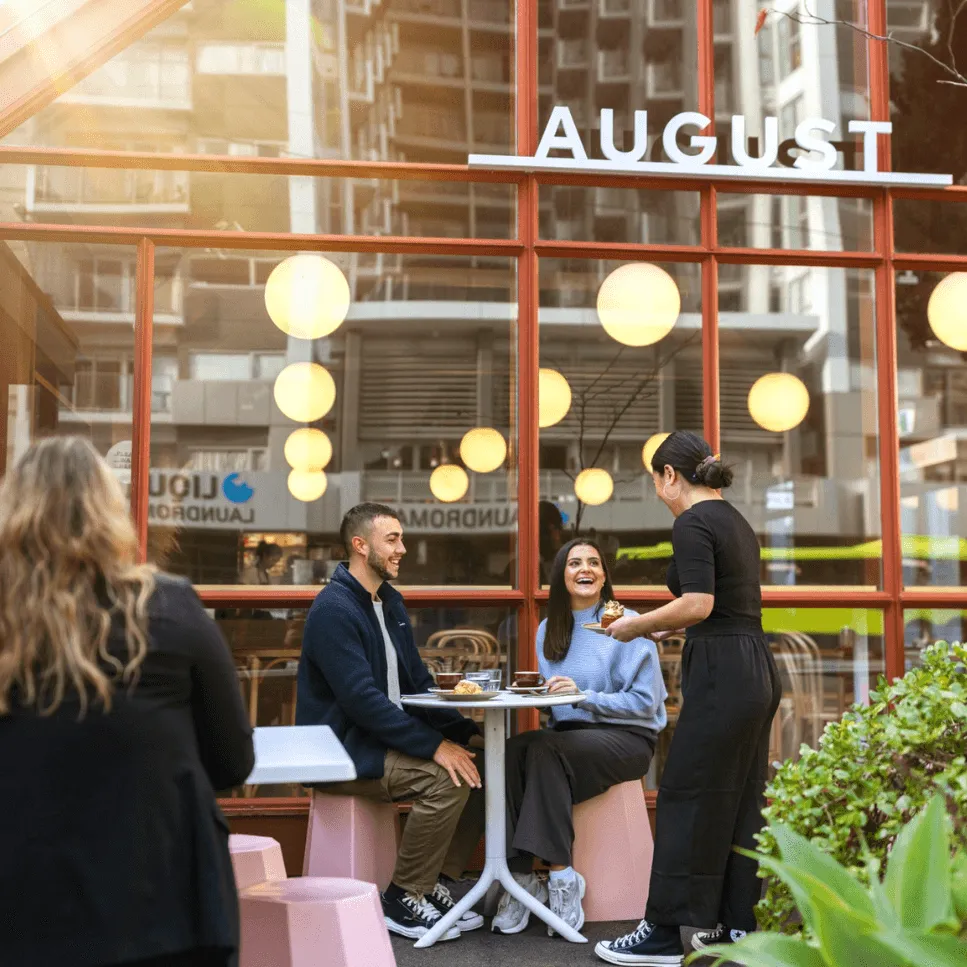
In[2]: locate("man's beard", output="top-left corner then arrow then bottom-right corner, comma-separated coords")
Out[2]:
367,547 -> 395,582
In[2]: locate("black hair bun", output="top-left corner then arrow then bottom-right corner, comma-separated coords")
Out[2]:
694,458 -> 734,490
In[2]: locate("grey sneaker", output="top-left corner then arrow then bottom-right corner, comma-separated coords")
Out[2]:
491,872 -> 548,934
547,869 -> 586,936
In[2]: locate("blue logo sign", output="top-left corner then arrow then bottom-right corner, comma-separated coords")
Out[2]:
222,473 -> 254,504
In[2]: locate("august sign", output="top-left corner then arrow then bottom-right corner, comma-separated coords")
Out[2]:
468,108 -> 952,188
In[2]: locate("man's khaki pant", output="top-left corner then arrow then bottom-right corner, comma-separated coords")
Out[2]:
319,749 -> 485,896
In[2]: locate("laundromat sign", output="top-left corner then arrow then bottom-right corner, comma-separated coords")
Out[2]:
468,108 -> 953,188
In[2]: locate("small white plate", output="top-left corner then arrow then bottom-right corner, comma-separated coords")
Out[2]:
509,685 -> 549,695
427,688 -> 500,702
582,622 -> 612,635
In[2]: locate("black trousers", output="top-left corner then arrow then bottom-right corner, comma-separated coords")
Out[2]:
108,951 -> 233,967
505,723 -> 656,872
645,633 -> 782,931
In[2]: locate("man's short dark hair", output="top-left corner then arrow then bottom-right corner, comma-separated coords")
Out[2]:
340,502 -> 401,555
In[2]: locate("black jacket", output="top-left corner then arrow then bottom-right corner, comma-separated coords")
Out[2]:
0,574 -> 254,967
296,563 -> 478,778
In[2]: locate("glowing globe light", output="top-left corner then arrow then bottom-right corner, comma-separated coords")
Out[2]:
927,273 -> 967,351
459,427 -> 507,474
273,362 -> 336,423
284,428 -> 332,471
597,263 -> 681,347
574,468 -> 614,506
429,464 -> 469,503
264,254 -> 350,340
642,432 -> 671,473
748,372 -> 810,433
288,469 -> 328,502
539,368 -> 572,428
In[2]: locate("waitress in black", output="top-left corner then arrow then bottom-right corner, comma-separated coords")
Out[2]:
595,431 -> 782,967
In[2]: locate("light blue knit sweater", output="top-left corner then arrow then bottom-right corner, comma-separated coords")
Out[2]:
536,604 -> 668,734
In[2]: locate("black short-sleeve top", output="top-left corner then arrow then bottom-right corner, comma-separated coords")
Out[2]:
666,500 -> 763,638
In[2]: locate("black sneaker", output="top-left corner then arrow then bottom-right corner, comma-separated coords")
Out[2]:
380,886 -> 461,941
594,919 -> 684,965
691,924 -> 748,951
426,879 -> 485,932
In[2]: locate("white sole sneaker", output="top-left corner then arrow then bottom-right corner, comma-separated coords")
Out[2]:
384,917 -> 461,942
593,941 -> 683,965
455,911 -> 485,932
547,871 -> 586,937
491,880 -> 549,934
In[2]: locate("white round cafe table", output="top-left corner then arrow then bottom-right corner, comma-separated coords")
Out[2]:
400,690 -> 587,948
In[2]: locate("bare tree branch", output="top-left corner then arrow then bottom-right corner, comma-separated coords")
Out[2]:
774,2 -> 967,88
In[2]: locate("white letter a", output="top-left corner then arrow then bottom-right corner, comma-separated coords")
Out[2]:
535,106 -> 588,161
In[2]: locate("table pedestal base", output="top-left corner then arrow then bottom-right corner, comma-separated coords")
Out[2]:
413,705 -> 588,948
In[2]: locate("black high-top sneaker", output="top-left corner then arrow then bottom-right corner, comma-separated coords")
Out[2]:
594,919 -> 684,965
380,883 -> 461,941
691,923 -> 748,951
425,878 -> 485,932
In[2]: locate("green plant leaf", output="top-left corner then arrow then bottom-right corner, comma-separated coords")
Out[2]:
951,850 -> 967,921
875,928 -> 967,967
771,824 -> 876,921
686,932 -> 827,967
882,794 -> 958,932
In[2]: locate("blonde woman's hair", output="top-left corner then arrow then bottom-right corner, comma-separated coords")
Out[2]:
0,436 -> 156,716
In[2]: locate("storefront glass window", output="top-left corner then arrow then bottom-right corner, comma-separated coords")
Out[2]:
148,248 -> 518,589
903,608 -> 967,670
537,258 -> 703,589
720,265 -> 880,588
896,270 -> 967,588
7,0 -> 516,166
0,241 -> 137,481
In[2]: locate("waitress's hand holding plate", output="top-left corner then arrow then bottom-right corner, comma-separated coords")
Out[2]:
605,615 -> 641,642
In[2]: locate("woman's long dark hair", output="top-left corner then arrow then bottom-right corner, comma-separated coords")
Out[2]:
543,538 -> 616,662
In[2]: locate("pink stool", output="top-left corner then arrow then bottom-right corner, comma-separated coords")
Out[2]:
239,877 -> 396,967
229,834 -> 288,891
572,780 -> 654,922
303,789 -> 399,890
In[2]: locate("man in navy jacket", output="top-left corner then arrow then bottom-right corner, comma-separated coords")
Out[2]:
297,502 -> 485,942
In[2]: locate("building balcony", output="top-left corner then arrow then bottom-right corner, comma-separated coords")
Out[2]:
28,166 -> 190,216
647,0 -> 685,27
597,49 -> 631,83
558,38 -> 590,70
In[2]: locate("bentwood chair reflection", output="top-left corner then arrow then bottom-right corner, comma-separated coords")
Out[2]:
420,628 -> 504,675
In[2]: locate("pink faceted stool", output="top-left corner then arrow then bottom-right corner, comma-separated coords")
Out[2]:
572,780 -> 654,922
239,878 -> 396,967
229,834 -> 288,891
303,789 -> 399,889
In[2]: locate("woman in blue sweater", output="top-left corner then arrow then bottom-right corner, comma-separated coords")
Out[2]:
492,538 -> 667,937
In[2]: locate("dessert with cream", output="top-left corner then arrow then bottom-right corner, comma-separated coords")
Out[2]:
454,679 -> 484,695
600,600 -> 625,628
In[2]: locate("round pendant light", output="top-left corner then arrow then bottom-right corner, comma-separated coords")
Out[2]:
265,254 -> 350,340
273,362 -> 336,423
284,427 -> 333,471
574,467 -> 614,506
642,432 -> 671,473
288,469 -> 328,502
748,372 -> 810,433
927,273 -> 967,351
459,427 -> 507,473
539,368 -> 572,428
429,464 -> 469,503
597,263 -> 681,347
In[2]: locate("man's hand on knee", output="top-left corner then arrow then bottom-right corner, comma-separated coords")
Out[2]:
433,740 -> 482,789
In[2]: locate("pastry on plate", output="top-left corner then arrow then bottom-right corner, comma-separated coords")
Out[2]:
600,600 -> 625,628
454,679 -> 484,695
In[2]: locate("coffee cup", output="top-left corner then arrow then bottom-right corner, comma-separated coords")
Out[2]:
435,672 -> 462,689
512,671 -> 544,688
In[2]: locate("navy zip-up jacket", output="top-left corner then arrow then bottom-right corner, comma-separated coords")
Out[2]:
296,563 -> 479,778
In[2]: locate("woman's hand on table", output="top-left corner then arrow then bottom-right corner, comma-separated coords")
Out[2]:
434,739 -> 482,788
546,675 -> 579,695
605,615 -> 644,642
